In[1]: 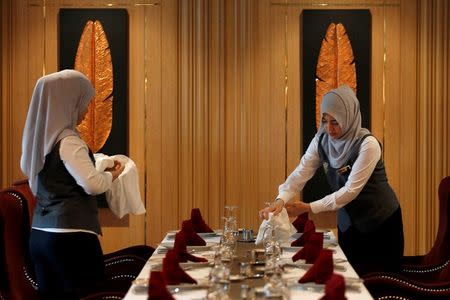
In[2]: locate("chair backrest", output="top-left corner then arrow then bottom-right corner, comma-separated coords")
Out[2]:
425,176 -> 450,266
0,181 -> 39,300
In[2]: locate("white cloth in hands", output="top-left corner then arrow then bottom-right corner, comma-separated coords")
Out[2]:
94,153 -> 146,218
255,207 -> 296,245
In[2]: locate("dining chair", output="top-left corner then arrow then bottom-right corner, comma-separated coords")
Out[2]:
363,176 -> 450,299
400,176 -> 450,279
0,180 -> 153,300
363,263 -> 450,300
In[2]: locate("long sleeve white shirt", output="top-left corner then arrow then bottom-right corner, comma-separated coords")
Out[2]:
277,134 -> 381,214
59,135 -> 113,195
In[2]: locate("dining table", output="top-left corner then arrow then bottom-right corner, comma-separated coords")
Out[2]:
123,229 -> 374,299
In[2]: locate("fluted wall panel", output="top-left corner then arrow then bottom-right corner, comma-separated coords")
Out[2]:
416,0 -> 450,254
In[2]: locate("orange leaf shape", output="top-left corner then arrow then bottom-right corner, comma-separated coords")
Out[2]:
315,23 -> 357,129
75,20 -> 113,153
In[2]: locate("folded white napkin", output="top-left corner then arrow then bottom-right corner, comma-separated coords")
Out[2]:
255,208 -> 297,245
94,153 -> 146,219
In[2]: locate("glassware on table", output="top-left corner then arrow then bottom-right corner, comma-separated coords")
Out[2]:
216,242 -> 234,267
224,204 -> 238,219
208,248 -> 231,300
221,216 -> 238,252
224,205 -> 239,237
263,271 -> 290,300
263,223 -> 282,259
240,283 -> 255,299
262,222 -> 287,298
208,263 -> 230,295
241,228 -> 254,241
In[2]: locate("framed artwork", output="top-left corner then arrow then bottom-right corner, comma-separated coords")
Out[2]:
59,8 -> 129,157
301,9 -> 371,201
59,9 -> 129,207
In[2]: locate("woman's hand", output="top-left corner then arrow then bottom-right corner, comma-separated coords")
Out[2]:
106,160 -> 125,181
258,199 -> 284,220
285,201 -> 311,217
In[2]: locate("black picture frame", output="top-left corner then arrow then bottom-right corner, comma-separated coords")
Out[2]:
59,9 -> 129,208
59,8 -> 129,157
301,10 -> 372,201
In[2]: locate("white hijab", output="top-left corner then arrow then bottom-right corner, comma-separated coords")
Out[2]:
317,85 -> 370,168
21,70 -> 94,195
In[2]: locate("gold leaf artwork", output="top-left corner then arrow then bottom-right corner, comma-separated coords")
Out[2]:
315,23 -> 357,129
75,20 -> 113,153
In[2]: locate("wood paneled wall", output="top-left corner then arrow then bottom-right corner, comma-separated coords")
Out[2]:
1,0 -> 449,255
416,0 -> 450,253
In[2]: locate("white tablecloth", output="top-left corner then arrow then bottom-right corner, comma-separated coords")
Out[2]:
123,231 -> 373,300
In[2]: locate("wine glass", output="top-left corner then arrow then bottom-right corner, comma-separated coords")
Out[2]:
222,216 -> 237,252
208,247 -> 231,300
263,271 -> 289,300
224,204 -> 238,219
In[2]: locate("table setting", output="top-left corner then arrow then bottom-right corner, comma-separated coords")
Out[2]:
123,206 -> 373,300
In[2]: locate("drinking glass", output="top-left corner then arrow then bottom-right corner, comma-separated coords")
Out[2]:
222,216 -> 237,252
263,271 -> 289,300
208,248 -> 231,300
224,204 -> 238,219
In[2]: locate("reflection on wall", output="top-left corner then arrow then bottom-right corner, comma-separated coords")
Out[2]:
75,20 -> 113,154
315,23 -> 356,129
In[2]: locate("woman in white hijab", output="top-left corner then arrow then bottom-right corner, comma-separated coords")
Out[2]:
260,85 -> 404,276
21,70 -> 124,299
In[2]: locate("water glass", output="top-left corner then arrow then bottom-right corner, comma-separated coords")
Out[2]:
263,274 -> 289,299
240,284 -> 255,299
224,204 -> 238,219
240,262 -> 252,278
208,257 -> 230,300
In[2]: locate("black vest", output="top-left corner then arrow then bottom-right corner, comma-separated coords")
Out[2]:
32,141 -> 102,234
318,133 -> 399,233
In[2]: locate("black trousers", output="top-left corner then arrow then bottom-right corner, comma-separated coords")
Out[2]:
29,229 -> 105,300
338,207 -> 404,277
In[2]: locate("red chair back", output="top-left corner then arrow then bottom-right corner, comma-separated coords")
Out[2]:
425,176 -> 450,266
0,181 -> 39,300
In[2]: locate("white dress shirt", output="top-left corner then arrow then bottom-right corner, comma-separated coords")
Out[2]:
277,135 -> 381,214
59,135 -> 113,194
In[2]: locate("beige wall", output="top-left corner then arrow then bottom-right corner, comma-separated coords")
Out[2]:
1,0 -> 449,256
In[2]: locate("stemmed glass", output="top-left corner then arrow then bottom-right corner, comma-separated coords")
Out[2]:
262,219 -> 288,299
208,242 -> 232,299
263,223 -> 281,258
263,247 -> 289,300
224,204 -> 238,220
222,204 -> 238,253
263,270 -> 289,300
206,205 -> 239,299
221,216 -> 237,250
208,261 -> 230,300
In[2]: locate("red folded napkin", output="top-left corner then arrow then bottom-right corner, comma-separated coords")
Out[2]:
190,208 -> 214,232
320,274 -> 347,300
173,231 -> 208,263
292,232 -> 324,263
298,249 -> 334,284
291,219 -> 316,246
147,271 -> 175,300
292,212 -> 309,232
180,220 -> 207,246
162,249 -> 197,285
